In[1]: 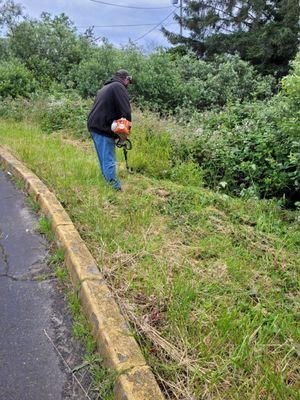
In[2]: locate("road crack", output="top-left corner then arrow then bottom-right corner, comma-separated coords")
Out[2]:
0,230 -> 10,275
0,272 -> 57,282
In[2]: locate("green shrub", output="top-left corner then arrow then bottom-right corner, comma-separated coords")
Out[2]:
177,54 -> 274,111
69,43 -> 119,97
173,52 -> 300,204
130,49 -> 184,113
70,45 -> 274,114
38,92 -> 91,138
0,60 -> 36,98
130,51 -> 274,114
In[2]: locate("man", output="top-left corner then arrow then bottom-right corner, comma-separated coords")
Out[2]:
87,69 -> 132,190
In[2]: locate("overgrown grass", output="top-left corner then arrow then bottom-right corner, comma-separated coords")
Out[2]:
0,119 -> 299,399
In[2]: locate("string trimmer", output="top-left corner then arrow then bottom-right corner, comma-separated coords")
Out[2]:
115,137 -> 133,172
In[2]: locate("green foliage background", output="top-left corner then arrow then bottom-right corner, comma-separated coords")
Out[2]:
0,9 -> 299,205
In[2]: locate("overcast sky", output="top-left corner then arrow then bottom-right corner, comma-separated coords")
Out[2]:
18,0 -> 181,50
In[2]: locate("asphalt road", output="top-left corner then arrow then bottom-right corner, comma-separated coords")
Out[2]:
0,170 -> 92,400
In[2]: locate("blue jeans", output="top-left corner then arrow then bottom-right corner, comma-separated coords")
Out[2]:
90,131 -> 121,190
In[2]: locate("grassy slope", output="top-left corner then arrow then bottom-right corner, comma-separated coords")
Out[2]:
0,119 -> 299,399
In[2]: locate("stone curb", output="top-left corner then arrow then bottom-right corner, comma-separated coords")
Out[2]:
0,147 -> 165,400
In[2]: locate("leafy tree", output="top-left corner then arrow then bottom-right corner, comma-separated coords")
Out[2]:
0,0 -> 22,31
69,40 -> 120,97
0,1 -> 22,61
8,13 -> 93,87
163,0 -> 300,76
0,37 -> 10,60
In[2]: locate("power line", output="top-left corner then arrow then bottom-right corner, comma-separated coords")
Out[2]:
89,0 -> 173,10
78,22 -> 177,28
133,9 -> 175,41
81,23 -> 162,28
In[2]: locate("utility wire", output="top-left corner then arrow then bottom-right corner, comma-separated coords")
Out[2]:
78,22 -> 177,28
89,0 -> 173,10
133,9 -> 175,41
92,22 -> 177,41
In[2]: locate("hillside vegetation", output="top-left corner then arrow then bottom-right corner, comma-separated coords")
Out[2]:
0,52 -> 299,204
0,9 -> 299,203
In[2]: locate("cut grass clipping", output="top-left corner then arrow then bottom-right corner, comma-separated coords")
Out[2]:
1,119 -> 299,399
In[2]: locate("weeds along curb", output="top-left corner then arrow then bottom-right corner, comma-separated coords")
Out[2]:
0,147 -> 165,400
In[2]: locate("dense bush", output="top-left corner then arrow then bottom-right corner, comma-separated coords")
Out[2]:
173,53 -> 300,204
130,51 -> 274,112
71,44 -> 274,113
176,54 -> 274,110
129,50 -> 185,112
68,42 -> 120,97
0,60 -> 36,98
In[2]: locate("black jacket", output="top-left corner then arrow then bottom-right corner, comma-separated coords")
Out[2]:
87,76 -> 131,139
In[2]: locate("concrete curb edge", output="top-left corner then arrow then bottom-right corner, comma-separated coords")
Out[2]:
0,147 -> 165,400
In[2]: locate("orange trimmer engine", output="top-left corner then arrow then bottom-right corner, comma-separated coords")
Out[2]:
111,118 -> 132,139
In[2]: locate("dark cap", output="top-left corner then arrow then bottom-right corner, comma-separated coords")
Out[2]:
115,69 -> 130,79
115,69 -> 132,83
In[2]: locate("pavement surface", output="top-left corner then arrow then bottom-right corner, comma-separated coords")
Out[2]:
0,170 -> 93,400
